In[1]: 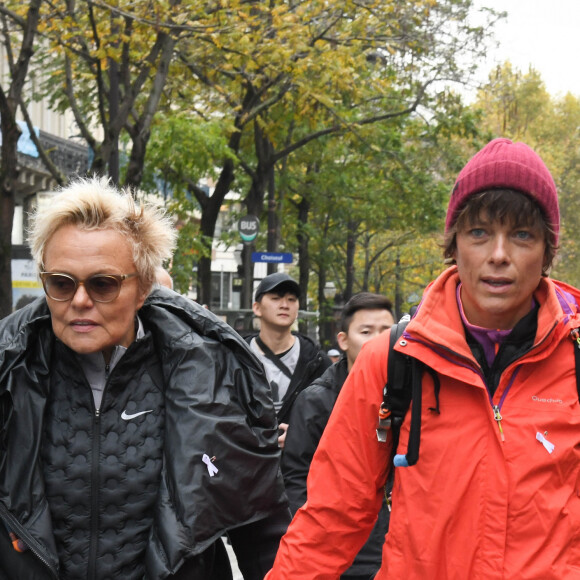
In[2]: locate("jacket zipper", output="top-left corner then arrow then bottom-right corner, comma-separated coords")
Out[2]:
0,507 -> 59,578
87,362 -> 108,580
278,355 -> 320,421
87,406 -> 101,580
487,365 -> 520,443
492,405 -> 505,441
407,334 -> 536,444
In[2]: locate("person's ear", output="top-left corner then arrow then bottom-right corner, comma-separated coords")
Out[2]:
252,301 -> 261,317
336,331 -> 348,352
136,281 -> 150,310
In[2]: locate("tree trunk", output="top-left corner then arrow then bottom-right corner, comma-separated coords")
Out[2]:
197,159 -> 236,306
124,125 -> 148,189
240,242 -> 255,309
296,196 -> 310,334
394,253 -> 403,321
107,10 -> 121,184
317,268 -> 330,347
266,160 -> 277,275
241,176 -> 267,309
0,107 -> 20,318
124,28 -> 177,188
0,0 -> 42,318
238,122 -> 275,296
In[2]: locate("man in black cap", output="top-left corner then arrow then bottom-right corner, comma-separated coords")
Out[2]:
247,272 -> 331,448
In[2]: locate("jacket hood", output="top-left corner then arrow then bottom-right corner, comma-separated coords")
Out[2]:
143,287 -> 266,378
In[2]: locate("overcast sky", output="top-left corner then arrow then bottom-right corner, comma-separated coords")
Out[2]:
471,0 -> 580,97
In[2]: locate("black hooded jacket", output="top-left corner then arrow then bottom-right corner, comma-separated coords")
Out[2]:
0,288 -> 289,580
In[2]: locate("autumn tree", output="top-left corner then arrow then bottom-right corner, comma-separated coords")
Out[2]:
143,113 -> 236,295
0,0 -> 197,315
267,83 -> 484,335
1,0 -> 504,316
150,0 -> 501,306
30,0 -> 187,186
0,1 -> 44,318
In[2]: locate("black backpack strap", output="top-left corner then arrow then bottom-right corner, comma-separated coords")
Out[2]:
394,357 -> 424,467
572,329 -> 580,403
255,336 -> 293,380
376,321 -> 407,442
377,318 -> 424,468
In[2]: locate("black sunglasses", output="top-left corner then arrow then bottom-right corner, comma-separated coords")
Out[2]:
40,272 -> 139,303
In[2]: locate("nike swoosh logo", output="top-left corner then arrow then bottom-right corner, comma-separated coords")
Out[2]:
121,409 -> 154,420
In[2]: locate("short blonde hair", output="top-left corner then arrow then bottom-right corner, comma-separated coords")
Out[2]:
28,177 -> 177,292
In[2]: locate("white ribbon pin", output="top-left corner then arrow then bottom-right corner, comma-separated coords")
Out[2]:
202,454 -> 219,477
536,432 -> 555,454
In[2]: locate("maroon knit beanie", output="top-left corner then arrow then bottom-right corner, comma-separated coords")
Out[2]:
446,138 -> 559,244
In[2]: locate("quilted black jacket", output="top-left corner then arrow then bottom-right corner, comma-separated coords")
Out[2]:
0,288 -> 289,579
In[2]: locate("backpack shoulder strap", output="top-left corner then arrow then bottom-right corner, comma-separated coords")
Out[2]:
377,318 -> 423,468
573,329 -> 580,403
255,336 -> 293,379
386,320 -> 413,428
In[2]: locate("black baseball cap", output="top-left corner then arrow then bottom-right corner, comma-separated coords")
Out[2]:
254,272 -> 301,301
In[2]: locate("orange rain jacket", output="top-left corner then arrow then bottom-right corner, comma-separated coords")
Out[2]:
266,266 -> 580,580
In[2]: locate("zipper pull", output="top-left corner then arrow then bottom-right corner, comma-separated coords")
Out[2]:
493,405 -> 505,442
3,524 -> 27,553
9,531 -> 27,552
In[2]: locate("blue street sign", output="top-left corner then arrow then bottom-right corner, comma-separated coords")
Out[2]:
252,252 -> 293,264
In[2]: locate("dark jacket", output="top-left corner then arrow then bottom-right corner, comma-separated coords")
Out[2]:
282,356 -> 389,579
245,332 -> 331,424
0,287 -> 290,580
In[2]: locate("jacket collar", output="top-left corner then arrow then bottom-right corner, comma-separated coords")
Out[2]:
407,266 -> 580,359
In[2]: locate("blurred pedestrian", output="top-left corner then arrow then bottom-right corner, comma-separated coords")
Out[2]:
156,266 -> 173,289
327,348 -> 341,363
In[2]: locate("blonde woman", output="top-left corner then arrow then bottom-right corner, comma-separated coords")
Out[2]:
0,178 -> 289,580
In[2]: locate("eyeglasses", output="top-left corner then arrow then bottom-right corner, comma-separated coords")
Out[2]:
40,272 -> 139,303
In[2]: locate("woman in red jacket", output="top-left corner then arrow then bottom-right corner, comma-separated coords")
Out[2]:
267,138 -> 580,579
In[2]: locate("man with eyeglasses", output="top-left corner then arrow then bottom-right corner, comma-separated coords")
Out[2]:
0,178 -> 289,580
